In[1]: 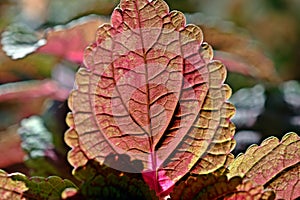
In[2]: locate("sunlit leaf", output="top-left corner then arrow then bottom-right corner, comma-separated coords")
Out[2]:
170,173 -> 275,200
228,132 -> 300,200
265,163 -> 300,200
66,0 -> 235,197
0,170 -> 28,199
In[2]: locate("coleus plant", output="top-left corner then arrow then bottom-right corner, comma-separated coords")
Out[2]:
0,0 -> 299,199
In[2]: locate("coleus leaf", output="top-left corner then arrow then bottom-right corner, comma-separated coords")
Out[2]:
66,0 -> 235,197
170,172 -> 242,200
224,180 -> 275,200
228,132 -> 300,200
1,15 -> 109,62
61,160 -> 156,200
170,172 -> 275,200
14,175 -> 77,200
0,169 -> 76,199
0,170 -> 28,199
2,12 -> 278,81
37,15 -> 109,62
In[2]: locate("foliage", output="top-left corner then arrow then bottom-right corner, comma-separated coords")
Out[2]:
0,0 -> 299,199
0,169 -> 76,200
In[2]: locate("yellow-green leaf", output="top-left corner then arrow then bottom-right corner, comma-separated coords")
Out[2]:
228,132 -> 300,200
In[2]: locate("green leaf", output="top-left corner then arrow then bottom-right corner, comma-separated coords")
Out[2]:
12,174 -> 77,200
0,169 -> 77,200
62,160 -> 156,200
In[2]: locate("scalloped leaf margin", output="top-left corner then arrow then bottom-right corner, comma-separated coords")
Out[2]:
0,169 -> 77,200
65,0 -> 235,197
228,132 -> 300,200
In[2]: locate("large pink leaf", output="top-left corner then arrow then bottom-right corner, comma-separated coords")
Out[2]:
66,0 -> 235,197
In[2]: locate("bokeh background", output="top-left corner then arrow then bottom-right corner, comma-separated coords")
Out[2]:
0,0 -> 299,176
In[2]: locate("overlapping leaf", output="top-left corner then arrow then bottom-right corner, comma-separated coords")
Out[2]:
0,170 -> 28,199
224,180 -> 275,200
170,173 -> 242,200
1,15 -> 109,62
1,11 -> 279,82
61,160 -> 156,200
0,169 -> 76,199
38,15 -> 109,62
170,173 -> 275,200
228,132 -> 300,200
66,0 -> 235,197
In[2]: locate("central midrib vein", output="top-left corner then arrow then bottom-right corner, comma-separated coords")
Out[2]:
134,0 -> 158,191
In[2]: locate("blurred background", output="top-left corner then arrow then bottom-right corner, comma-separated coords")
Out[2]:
0,0 -> 299,177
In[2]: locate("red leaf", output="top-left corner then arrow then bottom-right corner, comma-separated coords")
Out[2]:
66,0 -> 235,197
37,15 -> 109,62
